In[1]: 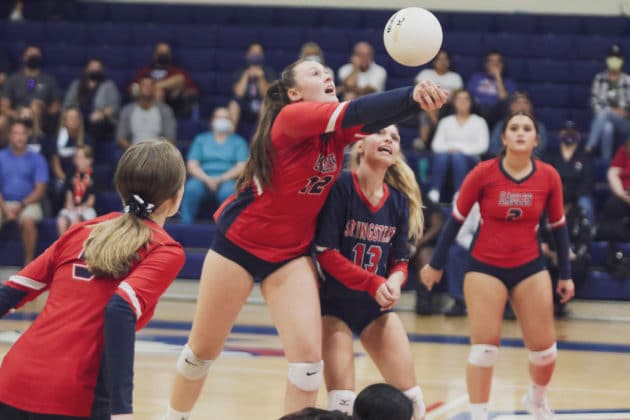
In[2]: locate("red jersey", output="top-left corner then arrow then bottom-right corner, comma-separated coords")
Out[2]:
215,101 -> 362,262
453,158 -> 565,268
0,213 -> 184,417
611,145 -> 630,190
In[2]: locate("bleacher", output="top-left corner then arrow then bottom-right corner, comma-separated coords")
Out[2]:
0,3 -> 628,298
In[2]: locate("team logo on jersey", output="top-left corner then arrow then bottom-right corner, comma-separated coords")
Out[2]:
313,153 -> 337,173
498,191 -> 533,207
344,219 -> 396,243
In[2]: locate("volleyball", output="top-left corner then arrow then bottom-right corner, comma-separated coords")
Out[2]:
383,7 -> 443,67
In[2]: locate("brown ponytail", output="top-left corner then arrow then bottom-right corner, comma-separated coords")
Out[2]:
238,59 -> 305,190
83,140 -> 185,278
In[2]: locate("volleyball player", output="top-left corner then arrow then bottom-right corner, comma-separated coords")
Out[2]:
316,125 -> 426,419
421,112 -> 575,420
0,140 -> 186,419
166,59 -> 447,418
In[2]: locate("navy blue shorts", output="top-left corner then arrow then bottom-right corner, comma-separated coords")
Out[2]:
320,281 -> 391,336
0,402 -> 108,420
466,256 -> 547,290
211,229 -> 308,280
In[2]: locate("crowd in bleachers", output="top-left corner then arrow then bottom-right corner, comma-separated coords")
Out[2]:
0,2 -> 629,304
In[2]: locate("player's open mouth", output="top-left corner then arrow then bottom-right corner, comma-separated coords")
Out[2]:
325,85 -> 335,94
377,145 -> 392,154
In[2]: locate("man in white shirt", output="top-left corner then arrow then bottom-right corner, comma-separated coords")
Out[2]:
337,42 -> 387,100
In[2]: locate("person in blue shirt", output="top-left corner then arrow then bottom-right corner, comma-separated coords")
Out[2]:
0,119 -> 49,264
179,107 -> 249,224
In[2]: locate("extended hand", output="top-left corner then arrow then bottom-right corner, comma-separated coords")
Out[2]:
413,80 -> 448,112
420,264 -> 443,291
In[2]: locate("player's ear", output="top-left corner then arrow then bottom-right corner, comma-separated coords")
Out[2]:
287,87 -> 302,102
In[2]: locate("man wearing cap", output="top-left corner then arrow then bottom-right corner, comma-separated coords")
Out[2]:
585,44 -> 630,160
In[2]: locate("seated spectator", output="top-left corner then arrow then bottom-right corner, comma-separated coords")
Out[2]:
0,45 -> 8,90
129,42 -> 199,119
56,145 -> 95,236
353,383 -> 414,420
597,140 -> 630,241
427,89 -> 489,204
179,107 -> 248,224
299,41 -> 334,78
544,121 -> 595,223
278,408 -> 350,420
585,44 -> 630,161
540,193 -> 592,318
116,78 -> 176,159
488,92 -> 547,157
0,45 -> 61,135
414,50 -> 463,150
0,114 -> 8,148
228,42 -> 275,139
0,120 -> 48,265
63,58 -> 120,142
466,51 -> 516,128
16,105 -> 48,157
337,41 -> 387,100
412,194 -> 444,315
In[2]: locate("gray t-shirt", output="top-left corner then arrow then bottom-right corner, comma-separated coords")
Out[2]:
2,70 -> 60,107
130,105 -> 162,144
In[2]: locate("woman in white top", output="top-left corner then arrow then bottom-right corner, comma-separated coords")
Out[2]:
428,89 -> 489,203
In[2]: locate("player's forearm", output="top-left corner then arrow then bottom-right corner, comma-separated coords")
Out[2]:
429,216 -> 463,270
317,249 -> 386,297
343,87 -> 418,133
0,285 -> 27,317
551,225 -> 571,280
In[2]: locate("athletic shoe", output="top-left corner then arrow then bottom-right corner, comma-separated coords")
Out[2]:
522,392 -> 554,419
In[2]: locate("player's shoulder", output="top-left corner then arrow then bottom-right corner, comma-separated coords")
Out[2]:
332,171 -> 354,194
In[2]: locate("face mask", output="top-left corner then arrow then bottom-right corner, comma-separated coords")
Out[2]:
303,55 -> 322,64
247,54 -> 264,66
559,129 -> 580,145
25,55 -> 42,69
87,71 -> 105,83
212,117 -> 233,133
607,57 -> 623,71
155,54 -> 171,66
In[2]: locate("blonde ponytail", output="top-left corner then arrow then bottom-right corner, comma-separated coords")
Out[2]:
385,157 -> 424,243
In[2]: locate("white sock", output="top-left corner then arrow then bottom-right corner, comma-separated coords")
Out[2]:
327,390 -> 356,414
165,404 -> 192,420
403,385 -> 426,419
470,402 -> 488,420
529,383 -> 548,403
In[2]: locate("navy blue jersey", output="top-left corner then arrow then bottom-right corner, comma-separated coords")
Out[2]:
316,171 -> 409,297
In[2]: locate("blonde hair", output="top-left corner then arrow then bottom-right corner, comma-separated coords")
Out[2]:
83,140 -> 185,278
350,141 -> 424,243
59,107 -> 86,146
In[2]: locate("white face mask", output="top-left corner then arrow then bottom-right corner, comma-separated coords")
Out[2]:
607,56 -> 624,71
212,117 -> 233,133
304,55 -> 322,64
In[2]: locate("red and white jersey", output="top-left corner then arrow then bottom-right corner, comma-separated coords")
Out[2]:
454,158 -> 565,267
215,101 -> 363,262
0,213 -> 184,417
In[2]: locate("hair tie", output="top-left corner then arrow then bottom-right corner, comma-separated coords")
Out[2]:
123,194 -> 155,218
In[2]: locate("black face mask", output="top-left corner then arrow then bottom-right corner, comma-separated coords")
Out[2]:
87,71 -> 105,83
155,54 -> 171,66
25,55 -> 42,69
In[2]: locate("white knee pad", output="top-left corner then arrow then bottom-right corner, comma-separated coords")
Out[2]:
176,344 -> 213,380
287,361 -> 324,391
403,385 -> 426,420
327,389 -> 356,414
468,344 -> 499,367
529,342 -> 557,366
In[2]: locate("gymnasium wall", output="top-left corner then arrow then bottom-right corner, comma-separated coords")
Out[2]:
86,0 -> 630,16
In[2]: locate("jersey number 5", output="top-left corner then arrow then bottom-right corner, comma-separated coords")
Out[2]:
299,175 -> 333,195
352,243 -> 383,273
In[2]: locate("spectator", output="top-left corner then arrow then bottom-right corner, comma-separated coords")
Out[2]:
0,46 -> 8,90
412,194 -> 444,315
427,89 -> 489,204
0,115 -> 8,148
544,121 -> 595,224
129,42 -> 199,119
15,105 -> 49,158
443,203 -> 481,317
63,58 -> 120,141
278,408 -> 350,420
597,140 -> 630,242
466,51 -> 516,127
0,120 -> 48,265
299,41 -> 334,78
338,42 -> 387,100
585,44 -> 630,161
179,107 -> 248,224
353,383 -> 414,420
56,145 -> 96,236
0,45 -> 61,135
414,50 -> 464,150
116,77 -> 176,159
488,92 -> 547,157
228,42 -> 275,139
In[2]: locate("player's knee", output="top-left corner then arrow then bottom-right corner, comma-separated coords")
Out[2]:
528,342 -> 557,366
403,385 -> 426,419
468,344 -> 499,367
287,361 -> 324,392
176,343 -> 213,380
327,389 -> 356,414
